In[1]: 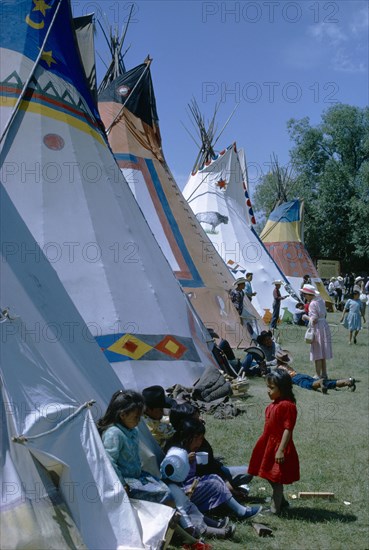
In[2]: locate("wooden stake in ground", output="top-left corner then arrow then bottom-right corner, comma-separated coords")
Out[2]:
298,492 -> 335,499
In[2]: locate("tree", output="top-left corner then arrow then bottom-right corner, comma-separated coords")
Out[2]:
254,104 -> 369,272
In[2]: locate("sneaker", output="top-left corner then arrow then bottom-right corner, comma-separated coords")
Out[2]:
242,505 -> 262,519
203,515 -> 229,529
215,516 -> 230,529
225,524 -> 236,539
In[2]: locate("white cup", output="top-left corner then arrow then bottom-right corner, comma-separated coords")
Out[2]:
195,452 -> 209,465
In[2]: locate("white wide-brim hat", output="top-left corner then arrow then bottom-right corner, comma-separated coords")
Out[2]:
233,277 -> 246,287
355,276 -> 364,283
272,279 -> 284,285
244,346 -> 266,361
301,284 -> 319,296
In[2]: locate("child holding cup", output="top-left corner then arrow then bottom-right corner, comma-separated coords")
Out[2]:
164,417 -> 262,519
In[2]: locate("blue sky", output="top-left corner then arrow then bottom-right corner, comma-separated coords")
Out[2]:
72,0 -> 368,194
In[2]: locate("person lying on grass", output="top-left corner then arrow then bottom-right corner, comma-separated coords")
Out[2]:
275,350 -> 356,393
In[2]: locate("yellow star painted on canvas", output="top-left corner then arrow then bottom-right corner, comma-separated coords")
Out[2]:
33,0 -> 51,17
40,50 -> 56,67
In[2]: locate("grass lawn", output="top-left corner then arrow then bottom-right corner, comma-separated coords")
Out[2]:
169,311 -> 369,549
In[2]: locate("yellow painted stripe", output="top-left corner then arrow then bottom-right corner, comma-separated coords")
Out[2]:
2,96 -> 104,145
261,220 -> 301,243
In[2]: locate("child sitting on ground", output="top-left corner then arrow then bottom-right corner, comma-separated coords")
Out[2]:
167,402 -> 252,499
141,387 -> 233,540
142,385 -> 176,449
98,390 -> 172,504
165,417 -> 262,520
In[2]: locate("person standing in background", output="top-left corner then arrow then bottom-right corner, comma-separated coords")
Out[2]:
301,284 -> 332,379
270,280 -> 288,332
245,273 -> 257,301
230,278 -> 246,316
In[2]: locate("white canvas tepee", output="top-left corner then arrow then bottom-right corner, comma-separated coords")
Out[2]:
0,182 -> 174,549
182,107 -> 299,325
0,0 -> 219,392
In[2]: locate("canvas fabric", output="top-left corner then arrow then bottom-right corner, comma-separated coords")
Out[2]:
183,144 -> 300,323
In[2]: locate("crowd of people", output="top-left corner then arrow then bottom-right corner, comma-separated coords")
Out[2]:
95,271 -> 366,548
229,271 -> 368,347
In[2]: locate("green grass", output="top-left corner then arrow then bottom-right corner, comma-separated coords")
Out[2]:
169,311 -> 369,549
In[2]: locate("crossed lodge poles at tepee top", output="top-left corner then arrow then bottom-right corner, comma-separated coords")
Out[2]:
182,101 -> 301,325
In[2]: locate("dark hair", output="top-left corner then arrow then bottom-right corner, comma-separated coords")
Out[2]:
169,417 -> 205,451
97,390 -> 144,434
256,330 -> 273,345
266,368 -> 296,403
169,402 -> 199,431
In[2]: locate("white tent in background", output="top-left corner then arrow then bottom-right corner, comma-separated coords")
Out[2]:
182,105 -> 299,325
0,183 -> 174,549
0,0 -> 218,392
97,33 -> 264,347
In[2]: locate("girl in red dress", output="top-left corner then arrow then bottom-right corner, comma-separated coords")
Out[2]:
248,369 -> 300,514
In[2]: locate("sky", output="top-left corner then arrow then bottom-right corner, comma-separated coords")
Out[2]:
72,0 -> 368,194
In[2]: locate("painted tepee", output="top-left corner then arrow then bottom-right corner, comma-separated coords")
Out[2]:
0,0 -> 219,391
182,111 -> 300,325
98,54 -> 263,346
260,199 -> 333,307
0,182 -> 174,549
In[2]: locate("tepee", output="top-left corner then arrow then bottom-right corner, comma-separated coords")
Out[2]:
0,0 -> 219,391
97,43 -> 264,346
182,104 -> 300,325
260,199 -> 333,307
0,182 -> 174,549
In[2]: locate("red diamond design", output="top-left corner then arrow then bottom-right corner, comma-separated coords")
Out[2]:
123,340 -> 138,353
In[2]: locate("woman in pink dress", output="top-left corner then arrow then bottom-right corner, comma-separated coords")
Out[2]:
301,284 -> 332,379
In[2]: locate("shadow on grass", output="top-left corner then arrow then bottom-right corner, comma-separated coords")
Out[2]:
283,506 -> 357,523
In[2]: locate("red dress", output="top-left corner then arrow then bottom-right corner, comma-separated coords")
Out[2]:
248,398 -> 300,484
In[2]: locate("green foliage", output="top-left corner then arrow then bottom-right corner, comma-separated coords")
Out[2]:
254,104 -> 369,272
252,172 -> 283,227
